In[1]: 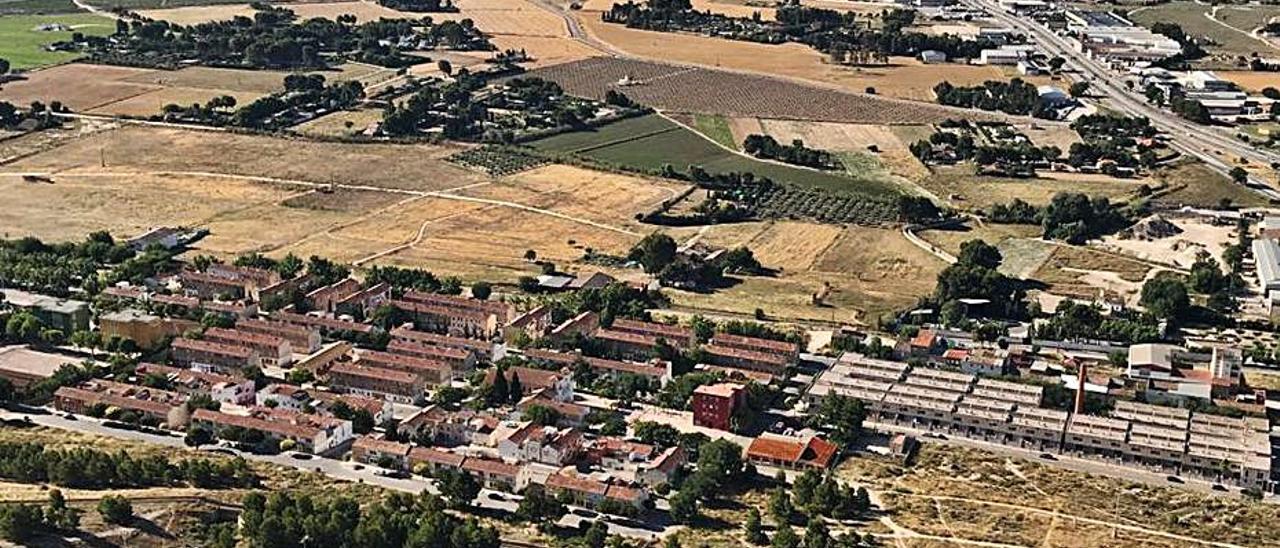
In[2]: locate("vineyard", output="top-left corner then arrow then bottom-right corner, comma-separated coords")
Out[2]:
525,57 -> 1003,125
446,145 -> 549,176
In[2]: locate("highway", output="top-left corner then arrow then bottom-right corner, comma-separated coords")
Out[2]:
967,0 -> 1280,200
0,409 -> 670,540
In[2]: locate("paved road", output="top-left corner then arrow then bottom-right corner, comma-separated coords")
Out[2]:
969,0 -> 1280,200
0,409 -> 669,540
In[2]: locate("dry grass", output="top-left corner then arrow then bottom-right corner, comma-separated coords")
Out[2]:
0,63 -> 159,111
293,108 -> 385,137
88,87 -> 265,116
576,13 -> 1006,101
489,35 -> 601,68
119,65 -> 293,94
135,3 -> 255,24
1155,161 -> 1271,209
284,1 -> 416,21
737,221 -> 843,272
756,118 -> 930,180
469,164 -> 687,229
1031,244 -> 1154,301
11,125 -> 483,192
921,166 -> 1144,211
1215,70 -> 1280,92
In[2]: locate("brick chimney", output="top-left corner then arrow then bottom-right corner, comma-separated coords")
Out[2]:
1074,359 -> 1088,415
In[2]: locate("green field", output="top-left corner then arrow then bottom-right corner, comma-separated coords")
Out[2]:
0,13 -> 113,69
691,113 -> 737,150
529,114 -> 904,198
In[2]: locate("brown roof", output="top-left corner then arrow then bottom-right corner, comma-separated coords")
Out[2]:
387,339 -> 470,362
910,330 -> 937,349
693,382 -> 745,399
135,362 -> 245,388
546,472 -> 608,496
204,327 -> 288,349
703,344 -> 790,368
237,318 -> 316,339
353,435 -> 411,457
172,337 -> 254,359
711,332 -> 799,355
408,446 -> 466,468
523,349 -> 664,379
390,327 -> 490,353
747,434 -> 838,468
391,299 -> 494,323
192,408 -> 321,440
329,362 -> 419,385
595,328 -> 659,347
359,350 -> 452,376
611,318 -> 693,341
401,291 -> 513,320
151,293 -> 199,308
273,311 -> 374,333
485,366 -> 564,391
605,483 -> 645,503
461,457 -> 519,478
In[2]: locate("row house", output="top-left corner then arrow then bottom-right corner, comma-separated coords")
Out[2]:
970,378 -> 1043,407
309,390 -> 393,424
351,436 -> 412,469
206,263 -> 280,289
873,384 -> 964,428
401,290 -> 515,324
498,423 -> 583,466
901,367 -> 976,395
1125,422 -> 1188,469
307,279 -> 389,316
585,437 -> 657,470
709,332 -> 800,364
236,318 -> 322,354
257,383 -> 312,411
191,407 -> 353,454
805,375 -> 891,408
327,362 -> 426,404
387,339 -> 475,372
1064,414 -> 1130,457
950,396 -> 1014,441
257,274 -> 312,306
53,380 -> 190,429
359,349 -> 455,385
745,433 -> 839,470
594,328 -> 660,361
545,472 -> 649,511
504,305 -> 554,344
294,341 -> 354,373
691,382 -> 746,431
179,270 -> 249,300
1184,414 -> 1272,489
399,405 -> 502,447
461,457 -> 521,491
611,319 -> 695,348
151,293 -> 200,313
636,446 -> 687,487
1006,406 -> 1069,450
522,348 -> 670,385
203,327 -> 293,367
200,300 -> 258,320
390,299 -> 498,339
272,310 -> 375,336
134,362 -> 255,405
484,366 -> 575,402
835,353 -> 909,384
305,278 -> 362,313
391,326 -> 493,361
940,348 -> 1009,377
701,343 -> 790,377
407,446 -> 467,475
547,311 -> 600,344
171,337 -> 257,375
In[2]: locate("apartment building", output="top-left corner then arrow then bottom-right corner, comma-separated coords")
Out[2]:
236,318 -> 322,354
191,407 -> 352,454
522,348 -> 669,385
594,328 -> 661,360
53,380 -> 190,429
610,318 -> 695,348
171,337 -> 258,374
327,362 -> 426,404
691,382 -> 746,431
709,332 -> 800,363
386,339 -> 476,372
390,299 -> 500,339
99,309 -> 189,350
547,311 -> 600,344
357,349 -> 454,385
702,344 -> 791,377
505,305 -> 554,344
390,326 -> 493,361
203,327 -> 293,367
178,270 -> 249,300
272,310 -> 375,336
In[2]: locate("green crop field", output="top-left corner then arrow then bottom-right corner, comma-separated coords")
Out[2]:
529,114 -> 904,198
691,113 -> 737,150
0,13 -> 113,69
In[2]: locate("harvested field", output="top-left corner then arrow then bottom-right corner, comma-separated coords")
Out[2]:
0,63 -> 159,111
575,12 -> 1008,100
489,35 -> 600,68
281,188 -> 405,212
524,57 -> 1001,124
1216,70 -> 1280,92
119,65 -> 293,94
1031,244 -> 1155,302
293,108 -> 384,138
756,118 -> 930,180
921,166 -> 1143,211
282,0 -> 415,20
135,3 -> 254,24
1022,123 -> 1083,152
1154,161 -> 1270,209
467,164 -> 687,229
739,221 -> 842,272
434,4 -> 565,37
580,0 -> 776,18
11,125 -> 483,192
87,86 -> 264,116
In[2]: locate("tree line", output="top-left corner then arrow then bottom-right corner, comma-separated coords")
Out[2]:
742,134 -> 839,170
933,79 -> 1054,118
0,441 -> 258,490
988,192 -> 1130,244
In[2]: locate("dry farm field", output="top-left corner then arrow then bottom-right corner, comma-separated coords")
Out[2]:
920,166 -> 1145,211
135,2 -> 255,23
573,7 -> 1008,101
0,63 -> 160,111
752,118 -> 931,181
1215,71 -> 1280,92
526,57 -> 1001,124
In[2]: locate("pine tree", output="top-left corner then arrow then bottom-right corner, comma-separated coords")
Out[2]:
491,367 -> 509,404
769,488 -> 793,526
745,507 -> 768,545
771,525 -> 800,548
508,371 -> 523,404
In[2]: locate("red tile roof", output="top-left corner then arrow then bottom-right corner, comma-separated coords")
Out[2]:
408,446 -> 466,468
461,457 -> 519,478
172,337 -> 255,359
711,332 -> 799,355
329,362 -> 419,385
546,472 -> 608,496
747,434 -> 839,469
353,436 -> 411,457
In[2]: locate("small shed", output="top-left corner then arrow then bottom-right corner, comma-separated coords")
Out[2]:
920,50 -> 948,64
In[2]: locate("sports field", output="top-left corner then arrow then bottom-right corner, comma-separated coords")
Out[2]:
0,13 -> 113,69
528,114 -> 907,198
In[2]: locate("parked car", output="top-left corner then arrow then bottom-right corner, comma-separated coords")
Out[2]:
1166,475 -> 1183,484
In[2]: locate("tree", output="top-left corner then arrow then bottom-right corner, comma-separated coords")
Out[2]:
697,439 -> 748,487
185,426 -> 213,447
0,58 -> 9,75
1230,166 -> 1248,185
1139,275 -> 1189,320
508,370 -> 523,404
957,240 -> 1003,270
769,488 -> 793,525
45,489 -> 80,530
0,503 -> 44,541
1068,81 -> 1090,97
772,524 -> 800,548
437,469 -> 481,509
745,507 -> 768,545
471,281 -> 492,300
524,249 -> 537,262
515,486 -> 565,523
628,233 -> 678,273
1048,56 -> 1065,72
97,495 -> 133,525
669,489 -> 699,524
490,368 -> 509,405
808,393 -> 865,447
438,59 -> 453,75
803,520 -> 830,548
793,469 -> 820,509
523,404 -> 560,426
582,519 -> 609,548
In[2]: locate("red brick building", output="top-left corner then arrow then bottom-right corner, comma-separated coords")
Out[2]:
691,382 -> 747,431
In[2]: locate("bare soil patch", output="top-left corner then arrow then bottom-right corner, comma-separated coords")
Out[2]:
88,87 -> 265,116
0,63 -> 159,111
135,3 -> 254,24
119,65 -> 292,94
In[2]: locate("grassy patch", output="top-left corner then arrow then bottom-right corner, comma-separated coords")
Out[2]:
0,13 -> 113,69
692,113 -> 737,150
528,114 -> 904,198
1129,2 -> 1280,61
1155,161 -> 1270,209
